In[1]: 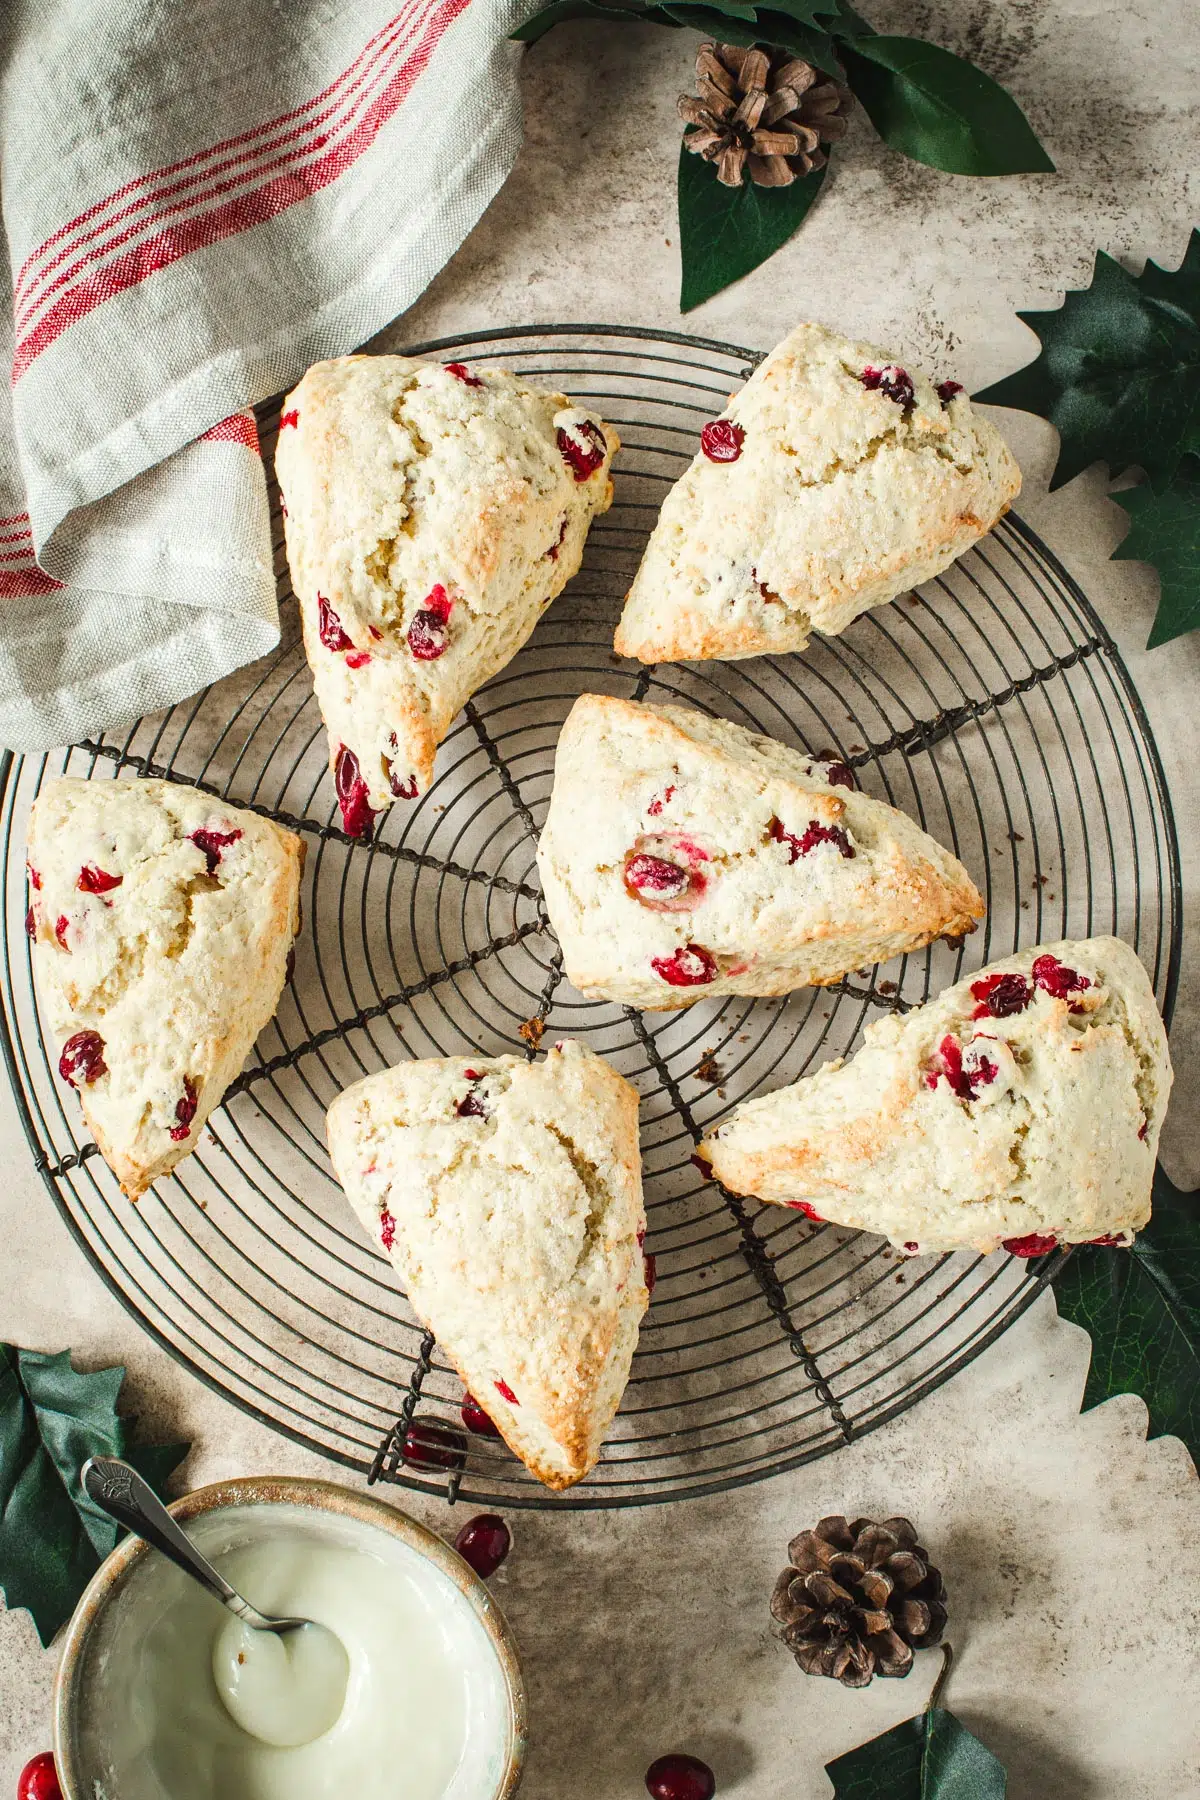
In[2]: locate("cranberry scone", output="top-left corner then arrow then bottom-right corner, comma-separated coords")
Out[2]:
275,354 -> 618,839
27,779 -> 303,1198
614,321 -> 1020,663
700,937 -> 1172,1255
536,696 -> 983,1009
326,1040 -> 650,1490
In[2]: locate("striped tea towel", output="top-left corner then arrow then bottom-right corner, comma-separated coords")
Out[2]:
0,0 -> 530,750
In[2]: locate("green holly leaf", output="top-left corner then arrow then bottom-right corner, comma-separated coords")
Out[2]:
656,5 -> 842,70
1112,460 -> 1200,648
836,35 -> 1053,177
1052,1165 -> 1200,1458
826,1707 -> 1007,1798
0,1345 -> 189,1646
974,236 -> 1200,492
678,138 -> 828,311
510,0 -> 664,41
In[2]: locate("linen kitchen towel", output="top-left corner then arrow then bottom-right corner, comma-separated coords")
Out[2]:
0,0 -> 531,750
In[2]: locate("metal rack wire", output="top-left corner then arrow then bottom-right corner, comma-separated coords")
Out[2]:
0,326 -> 1181,1509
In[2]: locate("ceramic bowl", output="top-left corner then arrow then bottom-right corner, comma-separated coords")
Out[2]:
53,1475 -> 526,1800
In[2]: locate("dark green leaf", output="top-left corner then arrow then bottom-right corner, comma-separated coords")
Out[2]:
0,1344 -> 189,1645
657,7 -> 842,69
975,236 -> 1200,492
510,0 -> 662,42
837,35 -> 1054,176
1053,1165 -> 1200,1457
1112,460 -> 1200,647
826,1707 -> 1007,1798
678,138 -> 828,312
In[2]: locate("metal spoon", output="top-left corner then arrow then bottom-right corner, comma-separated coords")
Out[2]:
82,1456 -> 310,1635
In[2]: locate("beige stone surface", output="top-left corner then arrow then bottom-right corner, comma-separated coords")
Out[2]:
3,3 -> 1200,1794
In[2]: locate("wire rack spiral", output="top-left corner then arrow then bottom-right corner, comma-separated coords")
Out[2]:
0,326 -> 1181,1509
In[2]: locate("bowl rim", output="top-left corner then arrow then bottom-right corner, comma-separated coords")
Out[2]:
52,1473 -> 527,1800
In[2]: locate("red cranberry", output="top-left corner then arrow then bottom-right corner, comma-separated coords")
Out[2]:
54,915 -> 70,948
647,784 -> 676,818
817,759 -> 855,789
388,764 -> 419,800
169,1076 -> 198,1142
700,419 -> 744,462
786,1201 -> 825,1221
77,864 -> 122,894
456,1090 -> 488,1119
1032,953 -> 1091,1008
925,1033 -> 996,1102
59,1031 -> 107,1088
1088,1233 -> 1129,1247
445,361 -> 483,386
345,650 -> 371,669
461,1393 -> 501,1437
556,420 -> 607,480
279,409 -> 299,430
189,827 -> 242,875
645,1752 -> 716,1800
937,379 -> 964,404
25,906 -> 35,939
317,593 -> 353,652
1138,1119 -> 1149,1141
407,584 -> 453,659
624,851 -> 693,907
1003,1233 -> 1059,1258
455,1513 -> 511,1578
971,971 -> 1031,1019
545,515 -> 568,560
28,866 -> 41,889
380,1208 -> 396,1251
768,816 -> 854,862
334,746 -> 376,841
651,944 -> 718,988
17,1753 -> 62,1800
860,364 -> 915,407
494,1379 -> 519,1406
402,1417 -> 466,1472
903,1241 -> 920,1254
643,1252 -> 657,1294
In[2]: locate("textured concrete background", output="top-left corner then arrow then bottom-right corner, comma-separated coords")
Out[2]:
3,5 -> 1199,1795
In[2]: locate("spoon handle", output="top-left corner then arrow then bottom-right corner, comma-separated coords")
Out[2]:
81,1456 -> 270,1627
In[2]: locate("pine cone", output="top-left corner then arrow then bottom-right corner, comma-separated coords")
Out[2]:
679,42 -> 853,189
771,1515 -> 948,1687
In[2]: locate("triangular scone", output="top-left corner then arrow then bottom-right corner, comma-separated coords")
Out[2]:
536,696 -> 983,1009
327,1041 -> 649,1491
702,937 -> 1172,1254
614,321 -> 1020,663
275,355 -> 618,838
27,779 -> 303,1198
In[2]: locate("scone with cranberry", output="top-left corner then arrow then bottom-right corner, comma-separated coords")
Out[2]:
536,695 -> 983,1009
27,779 -> 303,1197
276,354 -> 617,838
326,1040 -> 650,1491
700,937 -> 1171,1254
614,321 -> 1020,663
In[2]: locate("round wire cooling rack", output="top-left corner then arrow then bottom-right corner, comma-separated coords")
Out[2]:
0,325 -> 1182,1510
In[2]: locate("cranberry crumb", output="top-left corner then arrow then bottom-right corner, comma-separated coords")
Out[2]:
768,816 -> 854,862
1138,1119 -> 1149,1141
54,915 -> 70,948
651,943 -> 718,988
970,971 -> 1032,1019
380,1209 -> 396,1251
25,906 -> 35,939
334,745 -> 376,842
545,515 -> 568,560
645,1752 -> 716,1800
903,1242 -> 920,1254
1002,1233 -> 1059,1258
647,784 -> 676,818
786,1201 -> 825,1221
345,650 -> 371,669
59,1031 -> 107,1088
556,420 -> 607,481
407,584 -> 453,660
643,1252 -> 657,1295
388,766 -> 419,800
1032,953 -> 1092,1008
700,418 -> 745,463
28,866 -> 41,889
445,362 -> 483,386
169,1077 -> 198,1142
189,827 -> 242,875
317,594 -> 353,652
454,1514 -> 511,1578
456,1090 -> 488,1119
461,1393 -> 501,1437
819,760 -> 855,790
936,379 -> 964,404
402,1417 -> 466,1473
278,409 -> 299,430
860,364 -> 915,407
494,1379 -> 518,1406
77,865 -> 122,894
17,1752 -> 63,1800
1088,1233 -> 1128,1247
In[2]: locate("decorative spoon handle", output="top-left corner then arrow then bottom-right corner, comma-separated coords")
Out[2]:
81,1456 -> 288,1631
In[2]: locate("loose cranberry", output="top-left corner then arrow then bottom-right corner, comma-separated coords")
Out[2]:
494,1379 -> 519,1406
54,915 -> 70,948
643,1252 -> 657,1295
645,1751 -> 716,1800
768,816 -> 854,862
545,515 -> 568,560
461,1393 -> 501,1437
407,584 -> 453,659
402,1417 -> 466,1473
786,1201 -> 825,1221
77,864 -> 122,894
380,1208 -> 396,1251
28,866 -> 41,890
925,1033 -> 995,1102
860,364 -> 915,408
647,784 -> 676,818
317,594 -> 353,652
556,419 -> 607,480
455,1513 -> 511,1578
937,379 -> 964,404
279,409 -> 299,430
1032,953 -> 1092,1008
445,362 -> 483,387
1003,1233 -> 1059,1258
25,906 -> 35,938
17,1753 -> 62,1800
971,971 -> 1032,1019
189,827 -> 242,875
625,851 -> 692,907
651,944 -> 718,988
700,418 -> 745,463
334,745 -> 376,842
169,1076 -> 198,1142
59,1031 -> 107,1088
345,650 -> 372,669
456,1091 -> 488,1119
